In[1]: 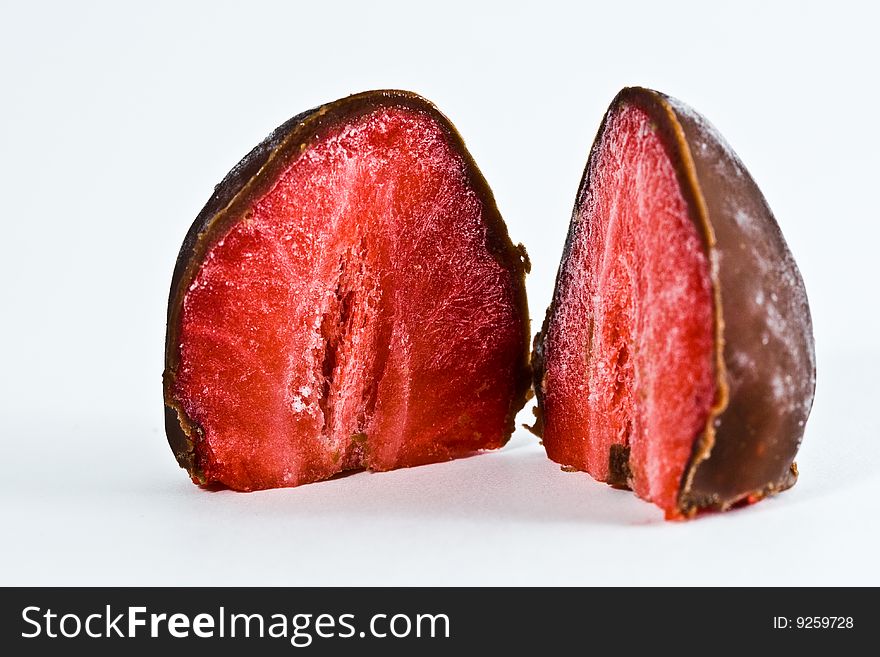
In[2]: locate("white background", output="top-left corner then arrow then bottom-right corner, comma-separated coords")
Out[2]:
2,0 -> 878,585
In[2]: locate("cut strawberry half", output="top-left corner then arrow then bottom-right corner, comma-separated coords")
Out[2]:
532,88 -> 815,519
164,91 -> 531,491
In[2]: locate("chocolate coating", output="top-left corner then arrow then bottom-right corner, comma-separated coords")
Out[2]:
533,87 -> 816,515
665,92 -> 816,512
164,90 -> 532,483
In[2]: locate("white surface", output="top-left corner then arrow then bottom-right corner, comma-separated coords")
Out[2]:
1,0 -> 878,585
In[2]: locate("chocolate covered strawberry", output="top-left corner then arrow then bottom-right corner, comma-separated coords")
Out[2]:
164,91 -> 531,491
532,87 -> 815,519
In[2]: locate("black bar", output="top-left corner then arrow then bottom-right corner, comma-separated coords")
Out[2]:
0,587 -> 868,653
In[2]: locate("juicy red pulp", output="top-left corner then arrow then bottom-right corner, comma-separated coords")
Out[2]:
540,104 -> 716,516
173,107 -> 527,490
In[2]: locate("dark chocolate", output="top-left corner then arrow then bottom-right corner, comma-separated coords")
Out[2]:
665,91 -> 815,512
608,444 -> 633,490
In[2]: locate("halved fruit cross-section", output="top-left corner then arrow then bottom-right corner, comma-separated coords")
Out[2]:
532,87 -> 815,519
164,90 -> 531,491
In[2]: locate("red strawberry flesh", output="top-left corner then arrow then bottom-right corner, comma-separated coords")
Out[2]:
173,106 -> 528,490
539,103 -> 716,513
